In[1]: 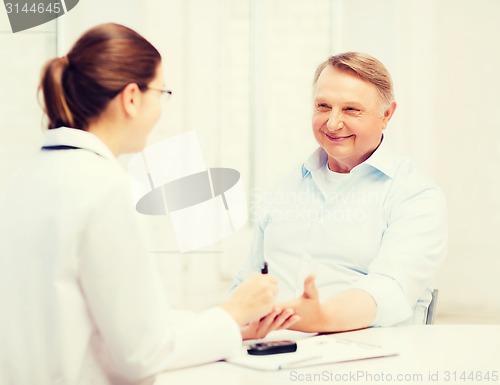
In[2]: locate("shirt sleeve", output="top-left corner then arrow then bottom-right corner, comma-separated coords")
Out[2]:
78,175 -> 242,381
351,178 -> 448,327
231,218 -> 267,291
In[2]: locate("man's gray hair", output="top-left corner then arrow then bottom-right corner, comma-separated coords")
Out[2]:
313,52 -> 394,110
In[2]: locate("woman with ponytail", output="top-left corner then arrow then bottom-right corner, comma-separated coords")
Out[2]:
0,23 -> 297,385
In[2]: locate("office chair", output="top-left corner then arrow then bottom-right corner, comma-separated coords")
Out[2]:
425,289 -> 439,325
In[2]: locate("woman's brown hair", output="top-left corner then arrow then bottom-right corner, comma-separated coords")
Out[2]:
39,23 -> 161,130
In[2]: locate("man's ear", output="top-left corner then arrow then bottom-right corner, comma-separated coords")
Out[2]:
119,83 -> 141,118
382,101 -> 397,128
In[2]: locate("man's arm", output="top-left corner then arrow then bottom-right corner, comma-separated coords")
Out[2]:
280,179 -> 447,332
278,275 -> 377,333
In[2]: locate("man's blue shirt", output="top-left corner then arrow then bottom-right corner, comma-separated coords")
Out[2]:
234,138 -> 447,326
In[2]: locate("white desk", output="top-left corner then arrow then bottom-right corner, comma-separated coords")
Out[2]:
154,325 -> 500,385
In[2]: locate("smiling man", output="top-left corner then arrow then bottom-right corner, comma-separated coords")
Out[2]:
233,52 -> 448,332
312,57 -> 396,174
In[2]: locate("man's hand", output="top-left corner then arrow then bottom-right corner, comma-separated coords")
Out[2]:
279,274 -> 377,332
277,274 -> 328,332
240,307 -> 300,340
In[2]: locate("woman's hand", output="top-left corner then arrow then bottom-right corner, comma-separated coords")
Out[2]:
240,307 -> 300,340
220,273 -> 279,327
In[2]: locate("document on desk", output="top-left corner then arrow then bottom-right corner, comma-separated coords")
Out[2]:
226,332 -> 399,371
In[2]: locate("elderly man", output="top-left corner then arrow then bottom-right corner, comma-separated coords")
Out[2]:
234,52 -> 447,332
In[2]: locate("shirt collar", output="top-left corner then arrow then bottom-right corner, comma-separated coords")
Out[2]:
301,135 -> 398,179
302,147 -> 328,177
361,136 -> 398,178
42,127 -> 117,162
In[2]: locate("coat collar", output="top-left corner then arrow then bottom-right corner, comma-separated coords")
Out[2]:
42,127 -> 117,161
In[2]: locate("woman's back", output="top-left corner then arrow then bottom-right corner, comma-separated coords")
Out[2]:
0,22 -> 285,385
0,127 -> 139,384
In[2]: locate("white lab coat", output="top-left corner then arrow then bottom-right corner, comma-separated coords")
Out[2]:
0,128 -> 241,385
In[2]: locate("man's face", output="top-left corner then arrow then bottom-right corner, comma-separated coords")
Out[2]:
312,65 -> 395,173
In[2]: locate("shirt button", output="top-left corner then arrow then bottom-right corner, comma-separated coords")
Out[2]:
302,253 -> 312,262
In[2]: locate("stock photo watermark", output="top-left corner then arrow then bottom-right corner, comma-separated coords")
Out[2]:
249,187 -> 377,224
289,369 -> 499,383
128,131 -> 247,253
3,0 -> 79,33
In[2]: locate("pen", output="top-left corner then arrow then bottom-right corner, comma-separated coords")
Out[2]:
261,262 -> 268,274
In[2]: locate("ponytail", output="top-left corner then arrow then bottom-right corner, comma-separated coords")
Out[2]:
39,56 -> 75,129
38,23 -> 161,131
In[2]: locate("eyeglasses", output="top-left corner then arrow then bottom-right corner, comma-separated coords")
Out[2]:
146,87 -> 173,100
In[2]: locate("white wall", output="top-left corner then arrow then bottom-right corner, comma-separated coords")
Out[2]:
1,0 -> 499,321
432,0 -> 500,321
0,9 -> 55,186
